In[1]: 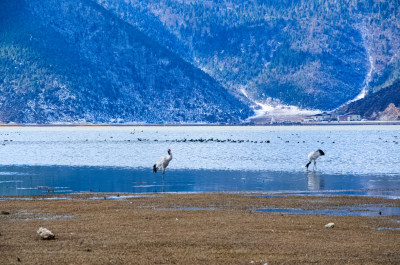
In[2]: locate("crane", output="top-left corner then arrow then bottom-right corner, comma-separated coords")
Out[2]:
153,149 -> 173,191
306,149 -> 325,170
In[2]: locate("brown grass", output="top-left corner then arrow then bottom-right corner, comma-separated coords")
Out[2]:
0,193 -> 399,264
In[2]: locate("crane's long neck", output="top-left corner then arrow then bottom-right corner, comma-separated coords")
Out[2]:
167,153 -> 172,161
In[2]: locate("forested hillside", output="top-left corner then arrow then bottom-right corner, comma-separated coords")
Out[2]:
340,80 -> 400,120
97,0 -> 400,110
0,0 -> 252,124
1,0 -> 399,123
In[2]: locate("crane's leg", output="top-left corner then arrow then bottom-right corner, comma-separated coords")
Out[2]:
306,161 -> 311,170
162,169 -> 165,193
314,160 -> 317,170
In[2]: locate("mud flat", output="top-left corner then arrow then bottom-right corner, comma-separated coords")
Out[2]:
1,193 -> 399,264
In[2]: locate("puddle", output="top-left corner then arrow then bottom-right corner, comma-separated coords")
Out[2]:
41,197 -> 74,201
159,207 -> 218,211
248,195 -> 288,198
89,194 -> 157,200
106,195 -> 155,200
253,190 -> 400,200
0,197 -> 34,201
256,205 -> 400,217
175,207 -> 217,211
9,210 -> 74,221
11,215 -> 74,221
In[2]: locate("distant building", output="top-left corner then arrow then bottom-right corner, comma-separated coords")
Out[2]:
330,113 -> 338,121
312,114 -> 324,121
305,112 -> 335,122
303,117 -> 314,123
304,112 -> 362,122
348,114 -> 361,121
338,114 -> 362,121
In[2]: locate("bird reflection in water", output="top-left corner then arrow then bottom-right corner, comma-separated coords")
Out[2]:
307,171 -> 325,191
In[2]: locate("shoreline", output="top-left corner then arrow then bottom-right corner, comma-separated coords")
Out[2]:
1,192 -> 399,264
0,121 -> 400,127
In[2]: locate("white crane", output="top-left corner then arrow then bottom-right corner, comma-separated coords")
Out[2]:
305,149 -> 325,170
153,149 -> 173,190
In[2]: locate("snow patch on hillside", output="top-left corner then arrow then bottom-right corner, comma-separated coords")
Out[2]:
240,89 -> 320,123
336,52 -> 375,112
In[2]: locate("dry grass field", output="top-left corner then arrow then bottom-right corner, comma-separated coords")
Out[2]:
1,193 -> 399,264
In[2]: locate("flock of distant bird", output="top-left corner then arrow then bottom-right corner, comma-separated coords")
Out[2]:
153,148 -> 324,180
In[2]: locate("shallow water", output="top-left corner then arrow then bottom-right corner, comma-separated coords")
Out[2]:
0,166 -> 399,197
0,125 -> 399,196
257,205 -> 400,217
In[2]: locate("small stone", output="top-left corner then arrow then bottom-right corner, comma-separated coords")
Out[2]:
37,227 -> 55,240
325,222 -> 335,228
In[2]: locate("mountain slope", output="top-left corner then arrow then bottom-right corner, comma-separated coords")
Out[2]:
340,79 -> 400,120
0,0 -> 252,124
96,0 -> 400,111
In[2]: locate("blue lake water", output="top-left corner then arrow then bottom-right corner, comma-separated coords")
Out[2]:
0,125 -> 399,197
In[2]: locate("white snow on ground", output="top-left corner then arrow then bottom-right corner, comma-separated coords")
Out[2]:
240,89 -> 320,122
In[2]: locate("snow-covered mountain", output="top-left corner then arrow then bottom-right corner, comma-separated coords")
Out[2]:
1,0 -> 399,123
0,0 -> 252,124
96,0 -> 400,111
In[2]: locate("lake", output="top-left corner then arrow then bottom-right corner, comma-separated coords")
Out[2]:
0,125 -> 399,197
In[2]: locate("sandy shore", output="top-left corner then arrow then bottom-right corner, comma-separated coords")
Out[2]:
1,193 -> 399,264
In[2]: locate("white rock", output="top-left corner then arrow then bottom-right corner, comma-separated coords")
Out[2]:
325,222 -> 335,228
37,227 -> 55,240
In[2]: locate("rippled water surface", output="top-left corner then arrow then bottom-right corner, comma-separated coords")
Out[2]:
0,125 -> 399,196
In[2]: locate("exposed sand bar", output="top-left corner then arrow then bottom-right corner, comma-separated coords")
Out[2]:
1,193 -> 399,264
